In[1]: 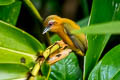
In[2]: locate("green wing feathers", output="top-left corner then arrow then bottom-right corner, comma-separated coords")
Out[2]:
63,23 -> 88,53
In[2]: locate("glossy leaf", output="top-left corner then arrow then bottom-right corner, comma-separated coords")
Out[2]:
0,63 -> 29,80
84,0 -> 120,79
74,21 -> 120,34
0,20 -> 44,67
88,44 -> 120,80
0,1 -> 21,25
0,0 -> 15,5
49,52 -> 82,80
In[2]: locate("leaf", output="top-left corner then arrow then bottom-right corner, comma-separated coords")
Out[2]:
35,76 -> 46,80
73,21 -> 120,34
41,63 -> 51,79
50,34 -> 61,44
0,1 -> 21,25
88,44 -> 120,80
0,63 -> 29,80
0,20 -> 44,67
0,47 -> 36,68
0,0 -> 15,5
49,52 -> 82,80
112,71 -> 120,80
77,17 -> 89,27
83,0 -> 120,79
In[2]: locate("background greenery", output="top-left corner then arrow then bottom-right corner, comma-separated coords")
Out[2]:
0,0 -> 120,80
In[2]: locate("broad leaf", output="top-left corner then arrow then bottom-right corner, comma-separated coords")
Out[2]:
0,0 -> 15,5
49,52 -> 82,80
84,0 -> 120,79
0,47 -> 36,68
0,63 -> 29,80
0,20 -> 44,67
88,44 -> 120,80
73,21 -> 120,34
0,1 -> 21,25
0,1 -> 34,79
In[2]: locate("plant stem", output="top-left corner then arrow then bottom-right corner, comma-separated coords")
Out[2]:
23,0 -> 51,45
43,44 -> 60,59
23,0 -> 43,23
28,57 -> 45,80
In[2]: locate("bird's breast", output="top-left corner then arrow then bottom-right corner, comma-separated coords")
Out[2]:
57,31 -> 76,50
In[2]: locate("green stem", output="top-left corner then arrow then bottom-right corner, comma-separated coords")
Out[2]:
43,44 -> 60,59
23,0 -> 51,45
29,58 -> 44,80
23,0 -> 43,23
31,62 -> 41,76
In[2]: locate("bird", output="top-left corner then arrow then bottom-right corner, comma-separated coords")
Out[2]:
42,15 -> 88,56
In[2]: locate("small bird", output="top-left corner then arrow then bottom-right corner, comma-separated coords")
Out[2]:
43,15 -> 88,56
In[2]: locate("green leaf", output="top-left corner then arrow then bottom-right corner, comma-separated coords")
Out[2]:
41,63 -> 51,79
49,52 -> 82,80
50,34 -> 61,44
77,17 -> 89,27
35,76 -> 46,80
0,1 -> 21,25
74,21 -> 120,34
112,71 -> 120,80
0,63 -> 29,80
0,0 -> 15,5
83,0 -> 120,79
0,20 -> 44,67
88,44 -> 120,80
0,47 -> 35,68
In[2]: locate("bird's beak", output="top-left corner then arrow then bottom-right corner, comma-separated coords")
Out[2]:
42,26 -> 51,34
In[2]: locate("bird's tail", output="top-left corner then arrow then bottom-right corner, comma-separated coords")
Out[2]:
75,49 -> 85,56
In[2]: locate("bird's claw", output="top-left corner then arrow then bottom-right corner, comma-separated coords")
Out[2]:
56,40 -> 68,49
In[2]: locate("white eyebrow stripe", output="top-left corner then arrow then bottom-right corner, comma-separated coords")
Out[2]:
48,20 -> 55,24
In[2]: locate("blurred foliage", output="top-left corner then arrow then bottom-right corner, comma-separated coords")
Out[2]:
84,0 -> 120,79
0,0 -> 120,80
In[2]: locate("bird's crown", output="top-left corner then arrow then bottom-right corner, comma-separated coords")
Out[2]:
44,15 -> 61,25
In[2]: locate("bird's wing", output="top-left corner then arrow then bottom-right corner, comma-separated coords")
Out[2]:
63,23 -> 88,53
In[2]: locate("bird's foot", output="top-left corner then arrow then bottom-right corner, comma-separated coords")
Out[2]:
56,40 -> 68,49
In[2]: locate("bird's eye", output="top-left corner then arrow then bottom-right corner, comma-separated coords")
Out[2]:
49,22 -> 53,26
48,20 -> 55,26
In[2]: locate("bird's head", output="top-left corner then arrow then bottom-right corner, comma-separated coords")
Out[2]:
43,15 -> 63,34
